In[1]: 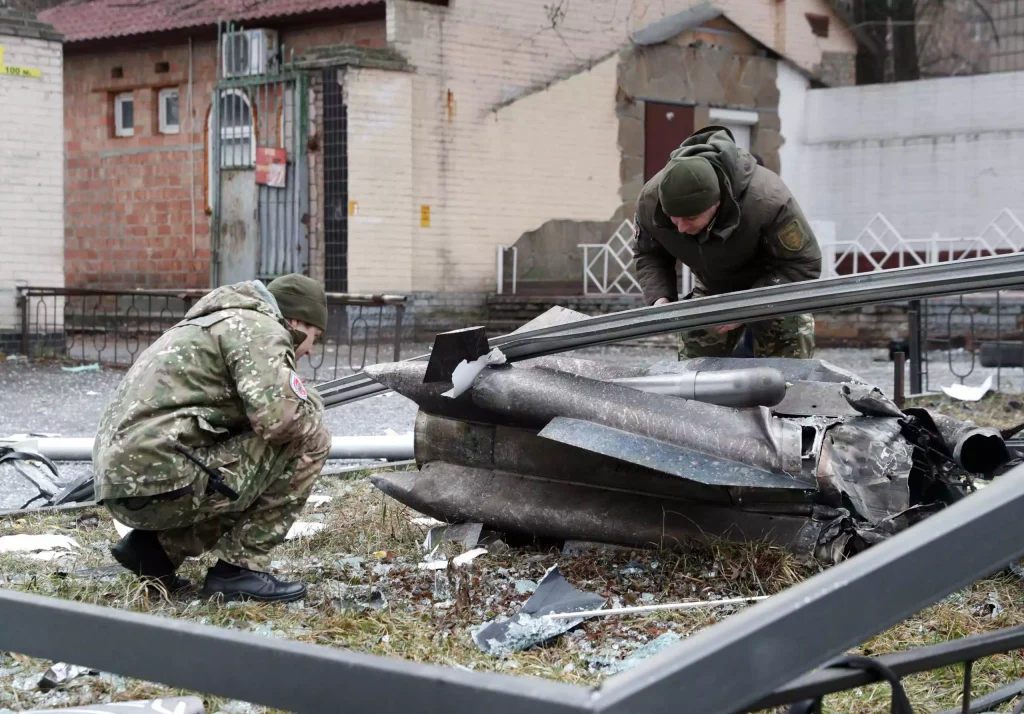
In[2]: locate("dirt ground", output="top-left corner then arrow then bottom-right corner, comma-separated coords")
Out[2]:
2,366 -> 1024,713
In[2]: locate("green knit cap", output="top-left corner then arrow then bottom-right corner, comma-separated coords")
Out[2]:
658,156 -> 721,218
267,274 -> 328,332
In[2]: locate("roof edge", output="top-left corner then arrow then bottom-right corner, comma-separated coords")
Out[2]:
0,7 -> 63,42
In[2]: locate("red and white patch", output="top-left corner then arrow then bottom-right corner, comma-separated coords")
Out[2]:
289,370 -> 308,401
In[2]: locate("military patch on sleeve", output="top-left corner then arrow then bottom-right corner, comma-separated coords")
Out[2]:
776,220 -> 806,252
289,370 -> 308,401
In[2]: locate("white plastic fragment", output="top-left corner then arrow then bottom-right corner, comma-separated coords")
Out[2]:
941,375 -> 993,402
112,520 -> 132,538
0,534 -> 81,554
285,522 -> 326,540
411,517 -> 445,528
306,495 -> 332,508
418,547 -> 487,570
442,348 -> 508,398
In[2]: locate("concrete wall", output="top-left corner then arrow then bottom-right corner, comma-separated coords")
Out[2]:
343,67 -> 415,293
787,71 -> 1024,249
0,17 -> 63,343
388,0 -> 856,294
59,20 -> 385,290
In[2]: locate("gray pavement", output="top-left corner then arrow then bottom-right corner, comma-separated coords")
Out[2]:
2,344 -> 1021,512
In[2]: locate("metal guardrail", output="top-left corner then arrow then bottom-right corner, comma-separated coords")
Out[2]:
5,460 -> 1024,713
319,251 -> 1024,407
15,287 -> 406,381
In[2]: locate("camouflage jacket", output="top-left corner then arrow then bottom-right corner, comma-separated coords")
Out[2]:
632,126 -> 821,304
92,281 -> 327,500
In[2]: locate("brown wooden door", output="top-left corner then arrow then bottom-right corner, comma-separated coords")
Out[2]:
644,102 -> 695,181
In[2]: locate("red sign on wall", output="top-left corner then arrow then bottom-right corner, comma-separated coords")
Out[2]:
256,147 -> 287,187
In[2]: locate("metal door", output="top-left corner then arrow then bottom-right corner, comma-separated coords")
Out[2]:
644,102 -> 695,181
211,22 -> 309,286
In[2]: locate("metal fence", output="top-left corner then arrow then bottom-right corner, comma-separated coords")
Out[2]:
15,287 -> 406,382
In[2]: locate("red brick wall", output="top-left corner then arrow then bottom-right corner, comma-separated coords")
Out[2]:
63,20 -> 385,290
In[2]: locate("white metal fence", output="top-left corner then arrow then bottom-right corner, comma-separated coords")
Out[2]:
579,210 -> 1024,296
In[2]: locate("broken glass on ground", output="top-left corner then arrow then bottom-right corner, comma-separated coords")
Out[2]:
471,565 -> 605,656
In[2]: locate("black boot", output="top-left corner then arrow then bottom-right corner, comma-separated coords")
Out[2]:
110,529 -> 191,592
200,560 -> 306,603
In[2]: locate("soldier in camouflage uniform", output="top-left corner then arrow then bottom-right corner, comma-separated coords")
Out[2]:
632,126 -> 821,359
93,274 -> 332,603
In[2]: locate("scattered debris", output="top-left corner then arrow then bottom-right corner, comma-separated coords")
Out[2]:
38,662 -> 98,690
471,565 -> 605,656
411,517 -> 444,528
562,540 -> 635,557
941,375 -> 994,402
0,533 -> 80,557
424,522 -> 482,551
285,522 -> 326,540
60,364 -> 100,373
307,495 -> 332,508
544,594 -> 769,620
419,547 -> 487,570
514,579 -> 537,594
60,564 -> 128,581
590,632 -> 684,675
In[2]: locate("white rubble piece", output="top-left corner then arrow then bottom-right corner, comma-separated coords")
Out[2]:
941,375 -> 993,402
0,533 -> 81,562
285,522 -> 326,540
418,547 -> 487,570
442,348 -> 508,398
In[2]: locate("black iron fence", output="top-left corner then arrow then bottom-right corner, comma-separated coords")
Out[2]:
16,287 -> 407,382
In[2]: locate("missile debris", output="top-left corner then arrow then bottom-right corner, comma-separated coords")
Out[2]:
365,309 -> 1014,561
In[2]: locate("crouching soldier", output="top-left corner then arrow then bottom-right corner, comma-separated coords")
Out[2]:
632,126 -> 821,359
93,274 -> 332,603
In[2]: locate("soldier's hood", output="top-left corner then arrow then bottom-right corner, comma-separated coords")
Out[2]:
182,281 -> 306,344
653,125 -> 757,242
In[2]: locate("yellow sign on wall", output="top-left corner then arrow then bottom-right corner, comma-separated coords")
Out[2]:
0,46 -> 42,79
420,205 -> 431,228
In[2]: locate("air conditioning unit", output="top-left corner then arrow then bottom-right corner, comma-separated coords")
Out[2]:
221,28 -> 279,78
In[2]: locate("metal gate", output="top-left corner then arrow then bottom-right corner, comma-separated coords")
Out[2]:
211,21 -> 309,286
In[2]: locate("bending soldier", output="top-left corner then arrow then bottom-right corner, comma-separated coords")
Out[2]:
93,274 -> 332,603
632,126 -> 821,359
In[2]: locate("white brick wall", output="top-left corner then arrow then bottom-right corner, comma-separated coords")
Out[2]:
782,70 -> 1024,248
343,68 -> 415,293
0,33 -> 64,333
367,0 -> 856,293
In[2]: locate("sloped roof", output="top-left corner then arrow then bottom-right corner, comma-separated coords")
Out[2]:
39,0 -> 381,44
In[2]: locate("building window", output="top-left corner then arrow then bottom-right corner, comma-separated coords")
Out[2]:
215,89 -> 255,168
114,92 -> 134,137
159,88 -> 180,134
805,13 -> 830,38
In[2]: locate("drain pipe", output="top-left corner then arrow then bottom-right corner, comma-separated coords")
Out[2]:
18,435 -> 414,462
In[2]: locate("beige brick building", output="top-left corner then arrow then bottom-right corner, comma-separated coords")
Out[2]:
38,0 -> 854,305
0,5 -> 63,352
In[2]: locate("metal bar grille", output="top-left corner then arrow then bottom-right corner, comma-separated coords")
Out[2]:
322,67 -> 349,293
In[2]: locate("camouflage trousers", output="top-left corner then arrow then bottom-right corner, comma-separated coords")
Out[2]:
106,428 -> 331,571
677,313 -> 816,359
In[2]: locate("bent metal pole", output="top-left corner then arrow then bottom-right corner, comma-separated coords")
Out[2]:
18,435 -> 414,462
317,252 -> 1024,409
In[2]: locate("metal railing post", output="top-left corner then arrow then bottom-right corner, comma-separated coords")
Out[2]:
496,246 -> 504,295
393,303 -> 404,362
18,288 -> 29,356
908,300 -> 923,394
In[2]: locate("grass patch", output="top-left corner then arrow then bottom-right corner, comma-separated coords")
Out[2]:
4,427 -> 1024,711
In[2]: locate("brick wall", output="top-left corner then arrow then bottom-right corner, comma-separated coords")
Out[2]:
383,0 -> 856,295
783,71 -> 1024,248
62,20 -> 385,290
0,31 -> 63,334
343,67 -> 415,293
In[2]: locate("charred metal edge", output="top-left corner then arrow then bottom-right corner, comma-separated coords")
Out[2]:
317,252 -> 1024,408
592,460 -> 1024,714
